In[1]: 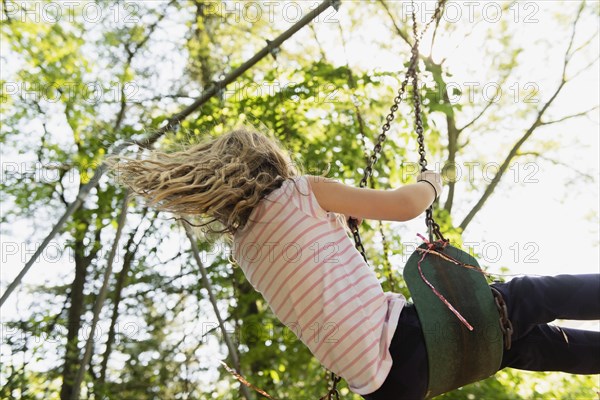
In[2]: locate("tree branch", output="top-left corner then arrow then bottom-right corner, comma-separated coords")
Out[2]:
516,151 -> 596,182
459,3 -> 589,231
457,65 -> 518,134
182,221 -> 252,400
459,122 -> 539,231
309,24 -> 328,62
70,190 -> 131,400
2,0 -> 13,23
571,30 -> 599,57
98,207 -> 154,385
378,0 -> 412,47
457,99 -> 495,133
561,1 -> 586,82
540,105 -> 599,126
114,1 -> 173,133
568,55 -> 600,81
439,13 -> 486,65
429,1 -> 446,59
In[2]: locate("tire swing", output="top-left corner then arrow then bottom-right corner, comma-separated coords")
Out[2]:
323,1 -> 512,399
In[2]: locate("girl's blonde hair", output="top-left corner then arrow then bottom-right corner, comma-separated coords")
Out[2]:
106,128 -> 299,236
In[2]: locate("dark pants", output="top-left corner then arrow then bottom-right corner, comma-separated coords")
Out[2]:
362,274 -> 600,400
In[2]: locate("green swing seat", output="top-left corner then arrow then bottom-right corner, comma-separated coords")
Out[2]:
403,243 -> 504,399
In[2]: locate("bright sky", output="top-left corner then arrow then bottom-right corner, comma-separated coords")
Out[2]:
1,0 -> 599,382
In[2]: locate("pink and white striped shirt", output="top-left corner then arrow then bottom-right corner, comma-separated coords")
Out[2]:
232,175 -> 405,395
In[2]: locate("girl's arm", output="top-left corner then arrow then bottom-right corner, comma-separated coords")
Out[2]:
307,174 -> 440,222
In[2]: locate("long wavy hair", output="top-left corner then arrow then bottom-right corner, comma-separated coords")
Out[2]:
106,128 -> 300,236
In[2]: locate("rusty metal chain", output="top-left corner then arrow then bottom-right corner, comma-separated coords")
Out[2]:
491,287 -> 514,350
350,0 -> 448,257
350,37 -> 422,263
320,372 -> 341,400
355,53 -> 417,192
409,0 -> 448,245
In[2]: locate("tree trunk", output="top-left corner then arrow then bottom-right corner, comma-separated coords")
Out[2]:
98,211 -> 150,385
60,226 -> 89,400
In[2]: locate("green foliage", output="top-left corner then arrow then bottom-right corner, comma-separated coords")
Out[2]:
2,1 -> 597,399
438,369 -> 600,400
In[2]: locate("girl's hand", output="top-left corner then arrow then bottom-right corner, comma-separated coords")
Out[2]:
347,216 -> 363,227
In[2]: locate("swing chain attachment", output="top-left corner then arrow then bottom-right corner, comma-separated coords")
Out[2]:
425,207 -> 446,244
490,287 -> 514,350
319,372 -> 342,400
407,0 -> 448,245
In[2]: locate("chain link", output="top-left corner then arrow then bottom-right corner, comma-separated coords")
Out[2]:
491,287 -> 514,350
320,372 -> 341,400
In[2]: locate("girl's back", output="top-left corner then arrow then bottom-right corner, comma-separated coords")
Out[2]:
232,175 -> 405,395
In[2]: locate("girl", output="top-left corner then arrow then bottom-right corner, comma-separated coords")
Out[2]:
108,128 -> 600,399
